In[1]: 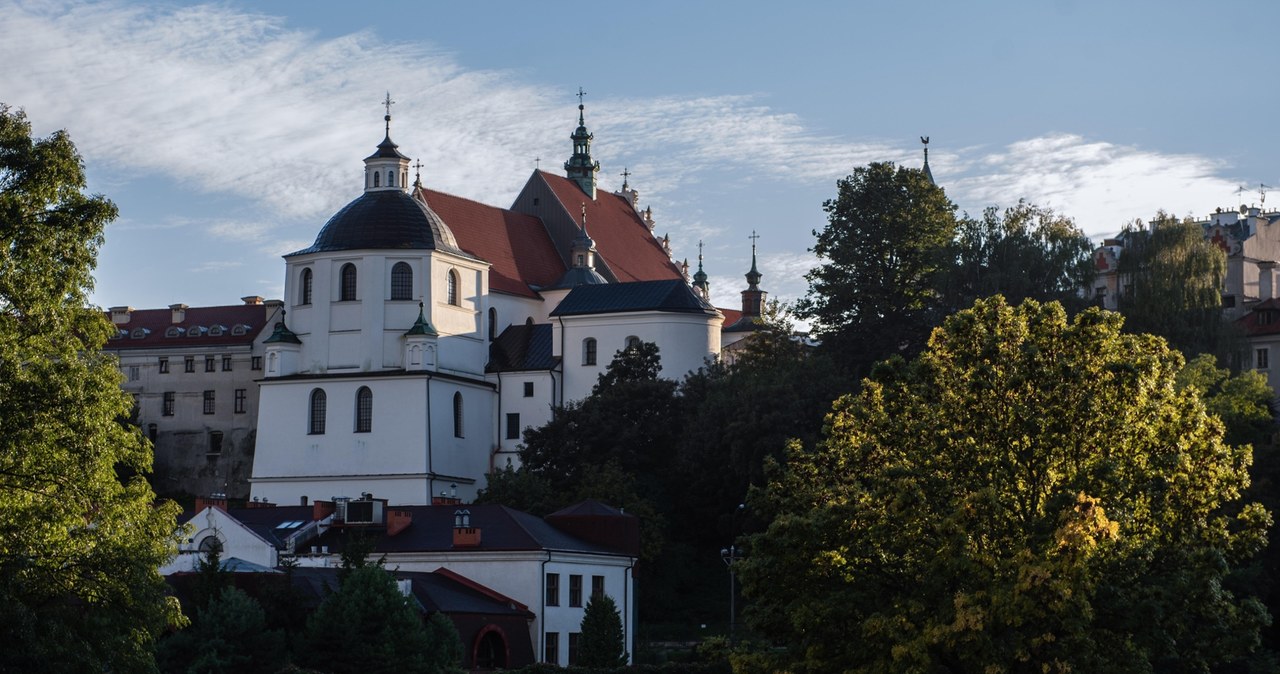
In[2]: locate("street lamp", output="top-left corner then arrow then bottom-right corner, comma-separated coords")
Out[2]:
720,544 -> 743,640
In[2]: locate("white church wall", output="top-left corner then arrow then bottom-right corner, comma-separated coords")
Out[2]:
493,371 -> 556,462
160,507 -> 277,575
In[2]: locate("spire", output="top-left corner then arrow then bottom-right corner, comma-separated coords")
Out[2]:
570,202 -> 597,269
413,158 -> 423,189
692,240 -> 710,298
264,310 -> 301,344
920,135 -> 935,186
404,301 -> 438,337
745,230 -> 762,290
564,87 -> 600,199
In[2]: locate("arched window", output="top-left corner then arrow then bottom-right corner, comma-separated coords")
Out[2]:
340,263 -> 357,301
355,387 -> 372,433
452,392 -> 464,438
390,262 -> 413,300
488,307 -> 497,341
446,269 -> 460,306
583,338 -> 597,366
309,389 -> 327,434
373,171 -> 380,187
626,336 -> 641,350
300,268 -> 313,305
388,170 -> 395,187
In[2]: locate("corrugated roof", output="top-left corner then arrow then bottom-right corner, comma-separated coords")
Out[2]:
486,324 -> 556,373
102,304 -> 271,351
550,279 -> 719,317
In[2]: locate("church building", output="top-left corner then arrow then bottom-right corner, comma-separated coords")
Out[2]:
250,99 -> 763,506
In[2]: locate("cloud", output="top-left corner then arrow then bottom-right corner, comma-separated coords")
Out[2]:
191,260 -> 244,273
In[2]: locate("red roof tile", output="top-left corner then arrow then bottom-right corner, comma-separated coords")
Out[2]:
419,188 -> 564,298
719,307 -> 743,326
102,304 -> 273,350
537,172 -> 684,283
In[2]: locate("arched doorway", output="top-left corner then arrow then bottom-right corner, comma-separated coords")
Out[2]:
474,627 -> 508,669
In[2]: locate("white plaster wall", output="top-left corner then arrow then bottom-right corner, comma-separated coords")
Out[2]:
494,371 -> 556,461
160,507 -> 277,575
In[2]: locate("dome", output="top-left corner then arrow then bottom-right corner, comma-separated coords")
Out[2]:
288,190 -> 468,257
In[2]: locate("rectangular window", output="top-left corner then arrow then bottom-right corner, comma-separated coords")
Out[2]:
158,357 -> 169,374
546,573 -> 560,606
209,430 -> 223,454
222,355 -> 232,371
205,356 -> 215,372
251,356 -> 262,371
544,632 -> 559,665
162,392 -> 175,416
569,574 -> 583,607
506,413 -> 520,440
523,381 -> 534,397
592,575 -> 605,600
184,357 -> 195,373
127,365 -> 140,381
234,389 -> 246,414
203,390 -> 215,415
568,633 -> 580,666
1257,348 -> 1270,371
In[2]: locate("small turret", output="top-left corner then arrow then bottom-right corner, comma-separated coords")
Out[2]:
691,241 -> 710,300
365,93 -> 411,193
564,88 -> 600,199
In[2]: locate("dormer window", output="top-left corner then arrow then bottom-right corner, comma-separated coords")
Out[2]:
164,326 -> 184,338
1261,311 -> 1274,326
231,324 -> 248,336
187,326 -> 204,338
208,325 -> 225,337
130,328 -> 149,339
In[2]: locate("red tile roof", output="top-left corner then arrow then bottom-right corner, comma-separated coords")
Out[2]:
536,171 -> 684,283
419,187 -> 564,298
102,304 -> 272,350
719,307 -> 743,325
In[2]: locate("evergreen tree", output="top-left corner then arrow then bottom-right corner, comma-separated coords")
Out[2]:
0,103 -> 184,672
158,588 -> 285,674
578,594 -> 628,667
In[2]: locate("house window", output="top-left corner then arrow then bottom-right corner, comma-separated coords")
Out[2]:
127,366 -> 140,381
209,430 -> 223,454
300,268 -> 313,305
488,307 -> 497,341
148,423 -> 158,442
452,392 -> 464,438
583,338 -> 597,366
251,356 -> 262,371
625,336 -> 641,350
544,632 -> 559,665
205,356 -> 215,372
523,381 -> 534,397
202,390 -> 215,415
1257,348 -> 1270,371
592,575 -> 605,599
184,357 -> 195,373
569,574 -> 582,607
568,633 -> 580,666
546,573 -> 560,606
1261,311 -> 1274,326
158,357 -> 169,374
222,355 -> 232,371
162,392 -> 175,416
355,387 -> 373,433
340,263 -> 357,301
234,389 -> 246,414
447,269 -> 460,306
309,389 -> 327,434
391,262 -> 413,300
506,413 -> 520,440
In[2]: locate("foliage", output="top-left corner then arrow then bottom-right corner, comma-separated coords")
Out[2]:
1116,212 -> 1235,358
190,536 -> 232,613
797,161 -> 959,377
945,200 -> 1095,313
298,565 -> 456,674
740,296 -> 1270,672
0,104 -> 184,672
424,612 -> 465,674
579,593 -> 629,667
1177,353 -> 1276,448
157,588 -> 285,674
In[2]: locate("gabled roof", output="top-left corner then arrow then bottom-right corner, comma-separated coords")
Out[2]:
550,279 -> 719,318
178,505 -> 317,549
421,188 -> 565,298
102,304 -> 271,350
1240,297 -> 1280,336
487,323 -> 556,373
535,171 -> 684,283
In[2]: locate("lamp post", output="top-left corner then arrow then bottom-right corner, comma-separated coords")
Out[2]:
720,544 -> 743,641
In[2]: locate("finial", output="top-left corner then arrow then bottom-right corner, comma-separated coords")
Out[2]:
920,136 -> 930,163
383,92 -> 396,135
535,156 -> 541,169
621,167 -> 631,190
576,87 -> 587,124
698,240 -> 705,269
413,158 -> 423,188
581,203 -> 588,234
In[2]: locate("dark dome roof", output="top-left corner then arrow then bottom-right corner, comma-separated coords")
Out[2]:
288,190 -> 468,257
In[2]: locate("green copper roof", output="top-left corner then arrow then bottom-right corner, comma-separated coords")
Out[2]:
264,313 -> 302,344
405,303 -> 438,337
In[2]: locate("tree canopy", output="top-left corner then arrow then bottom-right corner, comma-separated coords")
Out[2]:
0,104 -> 184,672
739,297 -> 1270,672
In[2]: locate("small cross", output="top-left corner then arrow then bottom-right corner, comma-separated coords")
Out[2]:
749,230 -> 761,251
577,87 -> 587,105
698,240 -> 704,260
535,156 -> 541,169
620,167 -> 631,188
413,159 -> 424,185
383,92 -> 396,117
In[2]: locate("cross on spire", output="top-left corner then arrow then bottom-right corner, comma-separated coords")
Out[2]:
382,91 -> 396,135
621,167 -> 631,189
698,239 -> 704,261
577,87 -> 587,105
413,158 -> 423,187
749,230 -> 760,254
535,156 -> 541,169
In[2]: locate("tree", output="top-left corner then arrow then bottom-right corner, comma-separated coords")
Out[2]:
946,200 -> 1095,313
0,104 -> 184,671
298,565 -> 458,674
157,588 -> 285,674
797,161 -> 959,377
578,593 -> 628,667
740,297 -> 1270,672
1176,353 -> 1275,448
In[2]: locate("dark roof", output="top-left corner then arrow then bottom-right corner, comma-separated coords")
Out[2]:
1240,297 -> 1280,336
541,265 -> 609,291
487,324 -> 556,373
548,499 -> 626,518
367,133 -> 409,160
289,190 -> 469,257
550,279 -> 719,317
178,505 -> 317,548
724,315 -> 765,333
102,304 -> 272,351
286,567 -> 532,618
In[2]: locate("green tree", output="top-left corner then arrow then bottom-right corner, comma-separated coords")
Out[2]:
0,104 -> 184,672
298,565 -> 454,674
1176,353 -> 1275,448
158,588 -> 285,674
578,593 -> 628,667
797,161 -> 959,377
740,297 -> 1270,672
946,200 -> 1095,313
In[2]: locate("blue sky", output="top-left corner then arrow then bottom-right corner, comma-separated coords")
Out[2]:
3,0 -> 1278,313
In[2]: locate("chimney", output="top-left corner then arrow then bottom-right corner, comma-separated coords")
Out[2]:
387,509 -> 413,536
245,497 -> 275,509
169,303 -> 188,324
195,493 -> 228,512
312,499 -> 336,521
452,509 -> 481,547
241,295 -> 264,305
108,306 -> 133,325
1260,261 -> 1277,301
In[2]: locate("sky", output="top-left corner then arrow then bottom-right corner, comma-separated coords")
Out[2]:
3,0 -> 1278,313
